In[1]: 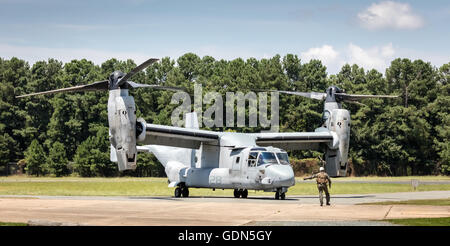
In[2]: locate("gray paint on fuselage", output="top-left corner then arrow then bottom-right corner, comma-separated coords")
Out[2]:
139,132 -> 295,191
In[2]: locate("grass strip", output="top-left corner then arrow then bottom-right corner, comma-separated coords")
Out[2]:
384,217 -> 450,226
0,222 -> 28,226
1,177 -> 450,196
359,198 -> 450,206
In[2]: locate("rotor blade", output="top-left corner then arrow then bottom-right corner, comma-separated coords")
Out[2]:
335,93 -> 398,102
278,91 -> 327,100
16,80 -> 108,98
127,81 -> 185,92
119,58 -> 159,85
343,100 -> 367,107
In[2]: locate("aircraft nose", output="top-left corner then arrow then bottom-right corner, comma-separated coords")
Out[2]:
265,165 -> 295,187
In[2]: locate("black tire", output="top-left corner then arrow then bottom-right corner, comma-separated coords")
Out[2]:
233,189 -> 241,198
182,187 -> 189,197
275,191 -> 280,200
174,187 -> 182,198
280,192 -> 286,200
241,189 -> 248,198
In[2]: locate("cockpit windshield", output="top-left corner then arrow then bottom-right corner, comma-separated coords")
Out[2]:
276,152 -> 290,165
257,152 -> 278,166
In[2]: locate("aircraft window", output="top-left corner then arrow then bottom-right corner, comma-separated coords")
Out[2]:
248,152 -> 258,167
257,152 -> 278,166
250,147 -> 266,151
276,153 -> 290,165
322,110 -> 330,122
236,157 -> 240,163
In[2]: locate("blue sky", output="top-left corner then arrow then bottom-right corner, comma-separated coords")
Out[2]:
1,0 -> 449,74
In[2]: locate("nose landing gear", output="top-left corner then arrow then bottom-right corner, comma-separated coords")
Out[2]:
233,189 -> 248,198
275,188 -> 286,200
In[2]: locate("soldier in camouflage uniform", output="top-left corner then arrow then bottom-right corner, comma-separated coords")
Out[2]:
304,167 -> 332,206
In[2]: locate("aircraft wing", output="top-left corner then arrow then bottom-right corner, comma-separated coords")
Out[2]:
251,131 -> 335,150
141,124 -> 220,149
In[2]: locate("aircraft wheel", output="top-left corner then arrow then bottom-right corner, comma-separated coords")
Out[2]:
280,192 -> 286,200
233,189 -> 241,198
275,191 -> 280,200
174,187 -> 182,198
241,189 -> 248,198
182,187 -> 189,197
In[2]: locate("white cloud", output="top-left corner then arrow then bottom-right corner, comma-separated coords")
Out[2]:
299,43 -> 396,74
0,43 -> 154,66
345,43 -> 395,72
196,45 -> 264,61
358,1 -> 424,30
381,43 -> 395,57
3,42 -> 447,76
301,44 -> 339,66
0,42 -> 281,68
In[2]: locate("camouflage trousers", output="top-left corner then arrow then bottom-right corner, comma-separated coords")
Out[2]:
317,183 -> 330,205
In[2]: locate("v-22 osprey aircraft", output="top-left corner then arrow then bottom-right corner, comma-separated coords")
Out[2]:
17,58 -> 397,200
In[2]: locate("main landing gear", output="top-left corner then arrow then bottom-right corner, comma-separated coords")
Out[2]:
174,185 -> 189,198
233,189 -> 248,198
275,188 -> 286,200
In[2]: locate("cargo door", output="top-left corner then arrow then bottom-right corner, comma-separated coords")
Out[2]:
232,155 -> 241,171
230,149 -> 244,186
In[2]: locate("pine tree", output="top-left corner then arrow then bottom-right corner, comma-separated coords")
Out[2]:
73,126 -> 117,177
47,141 -> 69,177
24,139 -> 47,176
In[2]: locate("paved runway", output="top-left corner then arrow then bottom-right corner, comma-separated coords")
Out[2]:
0,191 -> 449,226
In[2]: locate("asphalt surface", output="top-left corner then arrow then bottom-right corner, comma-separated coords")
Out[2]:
243,220 -> 400,226
297,179 -> 450,185
0,191 -> 449,226
2,190 -> 449,204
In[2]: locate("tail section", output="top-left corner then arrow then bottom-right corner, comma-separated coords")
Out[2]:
138,145 -> 189,167
137,112 -> 200,186
185,111 -> 200,129
137,112 -> 200,168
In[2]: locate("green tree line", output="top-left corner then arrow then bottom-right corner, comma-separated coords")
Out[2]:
0,54 -> 448,177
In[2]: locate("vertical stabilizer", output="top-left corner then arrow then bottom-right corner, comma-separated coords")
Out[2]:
185,112 -> 199,167
185,112 -> 200,129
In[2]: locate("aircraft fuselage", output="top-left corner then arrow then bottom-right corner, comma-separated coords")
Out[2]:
140,132 -> 296,198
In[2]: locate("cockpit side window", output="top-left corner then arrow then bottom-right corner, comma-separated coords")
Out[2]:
248,152 -> 258,167
276,152 -> 290,165
257,152 -> 278,166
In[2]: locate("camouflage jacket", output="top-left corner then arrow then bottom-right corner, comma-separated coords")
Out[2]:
304,172 -> 332,185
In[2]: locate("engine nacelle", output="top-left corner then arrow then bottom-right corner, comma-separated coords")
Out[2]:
324,108 -> 350,177
108,89 -> 137,171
